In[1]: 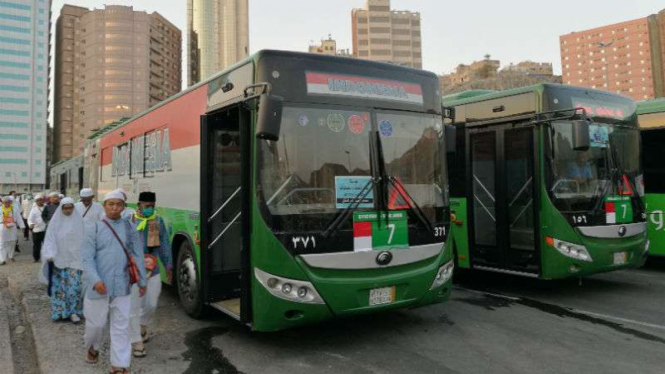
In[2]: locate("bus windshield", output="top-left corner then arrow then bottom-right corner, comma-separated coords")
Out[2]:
548,120 -> 643,216
257,105 -> 446,231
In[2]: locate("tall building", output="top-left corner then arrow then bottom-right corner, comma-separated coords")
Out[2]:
560,11 -> 665,101
53,5 -> 182,162
351,0 -> 422,69
0,0 -> 51,193
187,0 -> 249,86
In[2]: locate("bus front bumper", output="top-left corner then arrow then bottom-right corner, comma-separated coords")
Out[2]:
542,233 -> 648,279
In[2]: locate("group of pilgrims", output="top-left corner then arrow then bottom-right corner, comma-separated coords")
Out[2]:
0,188 -> 173,374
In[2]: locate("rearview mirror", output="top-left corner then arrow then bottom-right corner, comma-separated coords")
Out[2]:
444,125 -> 457,153
572,119 -> 590,151
256,94 -> 284,141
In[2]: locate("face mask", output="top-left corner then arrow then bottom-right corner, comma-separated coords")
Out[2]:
142,207 -> 155,216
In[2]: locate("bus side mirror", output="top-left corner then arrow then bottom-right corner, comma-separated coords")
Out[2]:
572,120 -> 590,151
256,94 -> 284,141
444,125 -> 456,153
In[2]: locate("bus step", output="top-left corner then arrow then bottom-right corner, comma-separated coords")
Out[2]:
210,298 -> 241,320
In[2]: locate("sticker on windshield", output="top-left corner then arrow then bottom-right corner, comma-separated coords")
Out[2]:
589,124 -> 609,148
348,115 -> 365,134
605,195 -> 633,224
298,115 -> 309,127
328,114 -> 346,133
379,120 -> 393,137
335,176 -> 373,209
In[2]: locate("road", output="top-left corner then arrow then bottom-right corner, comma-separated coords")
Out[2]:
1,238 -> 664,374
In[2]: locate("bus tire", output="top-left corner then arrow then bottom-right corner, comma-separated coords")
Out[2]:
176,240 -> 205,318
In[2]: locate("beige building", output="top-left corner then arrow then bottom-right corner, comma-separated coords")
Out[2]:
53,5 -> 181,162
351,0 -> 422,69
503,61 -> 554,76
309,36 -> 337,55
187,0 -> 249,86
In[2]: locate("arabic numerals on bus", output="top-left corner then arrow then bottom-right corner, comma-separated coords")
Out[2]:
571,215 -> 588,225
651,210 -> 664,230
434,226 -> 446,237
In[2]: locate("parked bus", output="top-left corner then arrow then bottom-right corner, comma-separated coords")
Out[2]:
443,84 -> 648,279
82,50 -> 454,331
637,99 -> 665,257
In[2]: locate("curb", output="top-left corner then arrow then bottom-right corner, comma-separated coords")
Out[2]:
0,280 -> 15,374
6,275 -> 43,374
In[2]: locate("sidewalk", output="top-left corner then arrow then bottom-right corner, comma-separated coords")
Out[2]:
0,238 -> 216,374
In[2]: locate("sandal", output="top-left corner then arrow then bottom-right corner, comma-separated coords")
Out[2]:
109,368 -> 129,374
132,343 -> 146,358
86,347 -> 99,364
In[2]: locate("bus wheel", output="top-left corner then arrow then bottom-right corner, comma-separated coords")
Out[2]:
177,240 -> 205,318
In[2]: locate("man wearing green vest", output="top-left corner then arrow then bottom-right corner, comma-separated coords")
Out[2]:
127,192 -> 172,358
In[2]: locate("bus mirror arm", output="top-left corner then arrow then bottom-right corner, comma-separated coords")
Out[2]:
255,94 -> 284,142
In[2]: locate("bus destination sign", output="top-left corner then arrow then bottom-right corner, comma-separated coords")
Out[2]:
306,72 -> 424,105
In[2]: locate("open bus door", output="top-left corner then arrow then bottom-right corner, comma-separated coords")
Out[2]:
467,124 -> 540,276
200,104 -> 252,323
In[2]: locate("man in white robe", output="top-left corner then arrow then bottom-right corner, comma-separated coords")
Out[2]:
82,190 -> 146,373
1,196 -> 25,265
75,188 -> 104,223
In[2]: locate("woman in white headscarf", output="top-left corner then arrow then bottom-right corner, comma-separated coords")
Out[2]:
42,197 -> 85,323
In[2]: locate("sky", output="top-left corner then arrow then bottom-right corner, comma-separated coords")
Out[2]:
49,0 -> 665,77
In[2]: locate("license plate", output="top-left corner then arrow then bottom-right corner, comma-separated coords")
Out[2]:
613,252 -> 628,265
369,286 -> 395,306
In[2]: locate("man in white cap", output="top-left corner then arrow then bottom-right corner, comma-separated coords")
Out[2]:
1,195 -> 25,265
76,188 -> 104,224
27,194 -> 47,262
20,193 -> 33,240
82,189 -> 146,374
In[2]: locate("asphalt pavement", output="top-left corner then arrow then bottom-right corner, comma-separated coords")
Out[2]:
1,238 -> 664,374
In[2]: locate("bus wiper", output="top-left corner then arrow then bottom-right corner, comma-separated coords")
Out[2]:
321,176 -> 377,239
323,132 -> 382,239
387,176 -> 434,232
372,129 -> 433,232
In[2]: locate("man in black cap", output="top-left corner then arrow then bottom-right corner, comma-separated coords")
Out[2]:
127,191 -> 173,358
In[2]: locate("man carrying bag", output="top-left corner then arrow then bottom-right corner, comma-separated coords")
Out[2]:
81,190 -> 146,374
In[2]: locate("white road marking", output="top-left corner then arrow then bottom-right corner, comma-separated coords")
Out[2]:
454,286 -> 665,332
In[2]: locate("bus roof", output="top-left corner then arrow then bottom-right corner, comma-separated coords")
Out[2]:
87,50 -> 439,142
636,98 -> 665,115
441,90 -> 495,103
442,83 -> 633,108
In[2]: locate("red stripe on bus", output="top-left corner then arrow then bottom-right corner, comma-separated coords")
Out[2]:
98,85 -> 209,166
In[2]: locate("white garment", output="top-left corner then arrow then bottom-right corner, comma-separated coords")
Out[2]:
0,240 -> 16,263
41,203 -> 84,270
74,201 -> 104,224
84,295 -> 132,368
129,276 -> 161,343
21,199 -> 32,220
27,205 -> 46,233
1,205 -> 25,242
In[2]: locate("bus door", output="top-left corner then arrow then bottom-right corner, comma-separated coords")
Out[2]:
200,104 -> 252,322
468,124 -> 539,275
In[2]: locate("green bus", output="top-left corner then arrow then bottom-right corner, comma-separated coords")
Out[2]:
443,84 -> 648,279
637,98 -> 665,257
84,50 -> 453,331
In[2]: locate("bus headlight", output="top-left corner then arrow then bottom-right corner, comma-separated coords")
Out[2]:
430,260 -> 454,290
547,237 -> 593,262
255,268 -> 325,305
